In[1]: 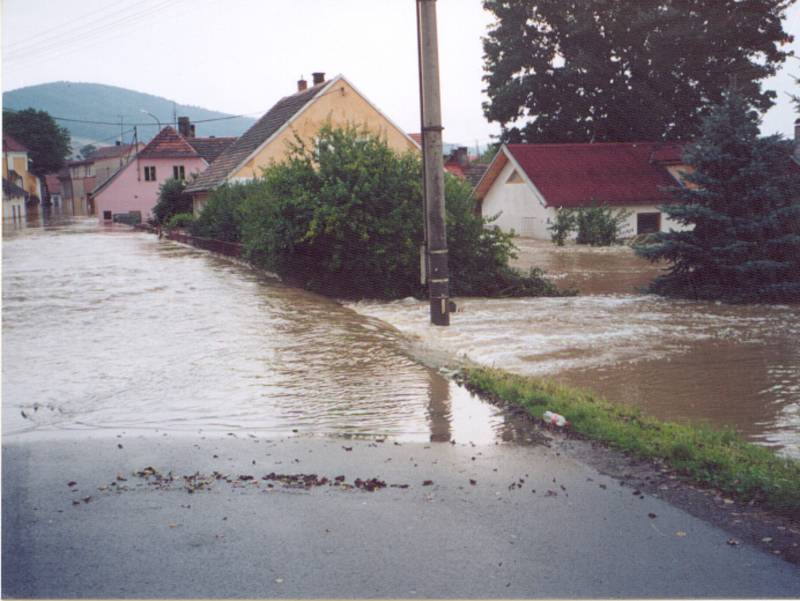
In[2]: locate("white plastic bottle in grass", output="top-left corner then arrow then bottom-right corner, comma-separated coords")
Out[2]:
543,411 -> 568,427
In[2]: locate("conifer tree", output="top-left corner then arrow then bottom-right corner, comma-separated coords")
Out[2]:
636,91 -> 800,302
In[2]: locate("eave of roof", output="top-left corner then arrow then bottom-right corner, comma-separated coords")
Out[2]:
186,74 -> 420,194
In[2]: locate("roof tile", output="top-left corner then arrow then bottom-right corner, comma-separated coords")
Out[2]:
504,142 -> 685,208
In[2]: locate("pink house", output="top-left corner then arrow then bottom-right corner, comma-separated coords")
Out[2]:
93,122 -> 234,223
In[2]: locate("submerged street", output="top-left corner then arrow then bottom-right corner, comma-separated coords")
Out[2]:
3,219 -> 800,598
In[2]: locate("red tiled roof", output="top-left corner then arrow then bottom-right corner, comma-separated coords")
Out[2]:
503,142 -> 685,208
44,174 -> 62,193
408,133 -> 423,146
139,126 -> 200,159
3,133 -> 29,153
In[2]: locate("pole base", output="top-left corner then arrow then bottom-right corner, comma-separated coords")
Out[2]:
430,297 -> 450,326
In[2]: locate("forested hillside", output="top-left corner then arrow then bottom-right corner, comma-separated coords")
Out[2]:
3,82 -> 256,147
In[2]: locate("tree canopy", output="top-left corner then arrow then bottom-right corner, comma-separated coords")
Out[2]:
635,90 -> 800,303
2,108 -> 71,175
196,124 -> 567,299
482,0 -> 795,143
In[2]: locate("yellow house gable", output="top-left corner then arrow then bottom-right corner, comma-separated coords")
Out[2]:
231,77 -> 419,181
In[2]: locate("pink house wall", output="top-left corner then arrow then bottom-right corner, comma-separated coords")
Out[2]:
94,156 -> 207,221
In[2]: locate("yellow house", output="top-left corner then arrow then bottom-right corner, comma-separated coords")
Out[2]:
3,133 -> 42,203
186,72 -> 419,213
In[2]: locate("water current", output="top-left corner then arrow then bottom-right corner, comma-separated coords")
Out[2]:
353,240 -> 800,458
4,221 -> 798,458
2,218 -> 528,445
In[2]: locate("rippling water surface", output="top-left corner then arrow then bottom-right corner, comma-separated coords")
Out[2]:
354,240 -> 800,458
3,219 -> 534,445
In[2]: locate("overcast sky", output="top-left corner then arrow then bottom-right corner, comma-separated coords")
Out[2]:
3,0 -> 799,146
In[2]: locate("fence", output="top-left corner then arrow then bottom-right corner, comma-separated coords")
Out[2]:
165,230 -> 243,259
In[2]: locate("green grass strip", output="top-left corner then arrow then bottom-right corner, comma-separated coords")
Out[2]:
462,366 -> 800,516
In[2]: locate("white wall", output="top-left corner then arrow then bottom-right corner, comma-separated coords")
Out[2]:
3,196 -> 27,221
481,161 -> 554,239
481,158 -> 690,240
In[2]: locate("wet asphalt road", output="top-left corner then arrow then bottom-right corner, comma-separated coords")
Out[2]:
4,434 -> 800,598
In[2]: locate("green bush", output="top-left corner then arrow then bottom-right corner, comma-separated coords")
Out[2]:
153,178 -> 192,225
237,123 -> 568,299
190,183 -> 249,242
548,204 -> 630,246
165,212 -> 194,230
574,204 -> 631,246
548,208 -> 576,246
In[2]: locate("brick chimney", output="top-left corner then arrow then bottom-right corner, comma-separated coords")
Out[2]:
297,77 -> 308,92
312,72 -> 325,85
178,116 -> 194,138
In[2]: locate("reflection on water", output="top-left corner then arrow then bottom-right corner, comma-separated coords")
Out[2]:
2,219 -> 540,446
354,242 -> 800,458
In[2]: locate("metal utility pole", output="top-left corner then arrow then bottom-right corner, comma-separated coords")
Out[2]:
416,0 -> 451,326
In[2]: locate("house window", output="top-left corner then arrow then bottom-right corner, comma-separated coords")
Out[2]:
144,166 -> 157,181
103,210 -> 112,221
173,165 -> 185,180
637,212 -> 661,235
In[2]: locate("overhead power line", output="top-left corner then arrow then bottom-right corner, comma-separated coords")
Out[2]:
3,107 -> 262,128
4,0 -> 185,64
3,0 -> 143,53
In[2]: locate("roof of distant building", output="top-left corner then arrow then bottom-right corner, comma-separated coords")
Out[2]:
89,143 -> 142,160
187,137 -> 237,163
139,126 -> 201,159
408,133 -> 423,146
44,174 -> 62,194
3,133 -> 29,153
475,142 -> 686,207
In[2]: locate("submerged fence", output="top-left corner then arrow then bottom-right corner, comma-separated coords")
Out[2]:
165,230 -> 243,259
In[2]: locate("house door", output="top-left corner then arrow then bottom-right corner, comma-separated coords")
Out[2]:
637,212 -> 661,235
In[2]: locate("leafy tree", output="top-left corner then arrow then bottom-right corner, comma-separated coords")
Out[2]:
190,183 -> 249,242
2,108 -> 71,175
482,0 -> 794,143
238,123 -> 566,299
635,90 -> 800,302
152,178 -> 192,225
80,144 -> 98,159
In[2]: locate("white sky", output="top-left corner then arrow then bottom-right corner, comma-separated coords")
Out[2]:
2,0 -> 799,146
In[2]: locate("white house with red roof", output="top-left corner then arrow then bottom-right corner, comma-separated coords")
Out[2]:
474,142 -> 691,239
93,120 -> 234,223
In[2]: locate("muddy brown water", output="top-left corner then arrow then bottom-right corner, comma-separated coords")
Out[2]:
2,218 -> 535,445
354,239 -> 800,458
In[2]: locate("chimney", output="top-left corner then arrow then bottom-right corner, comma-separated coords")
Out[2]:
297,77 -> 308,92
312,72 -> 325,85
178,116 -> 193,138
190,124 -> 196,138
455,146 -> 468,167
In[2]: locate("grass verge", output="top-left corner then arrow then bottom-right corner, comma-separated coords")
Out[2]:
461,366 -> 800,516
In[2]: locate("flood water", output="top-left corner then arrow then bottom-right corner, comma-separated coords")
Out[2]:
353,239 -> 800,458
2,219 -> 533,445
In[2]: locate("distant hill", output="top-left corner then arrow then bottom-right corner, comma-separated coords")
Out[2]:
3,82 -> 256,151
